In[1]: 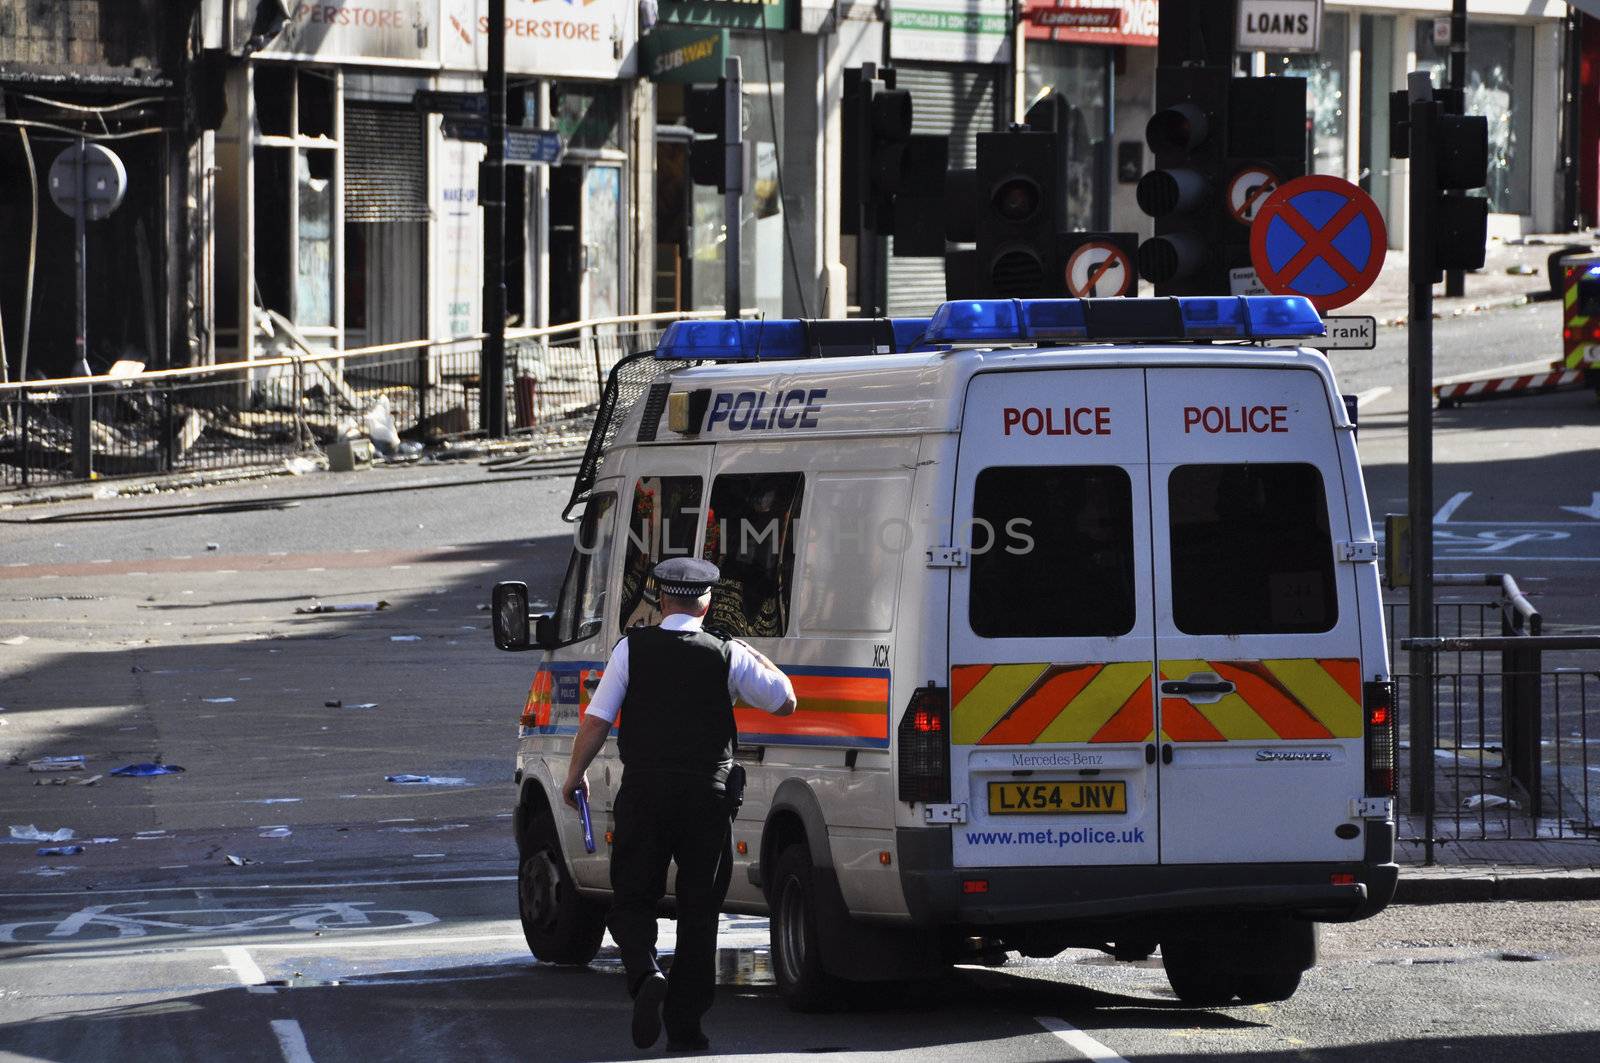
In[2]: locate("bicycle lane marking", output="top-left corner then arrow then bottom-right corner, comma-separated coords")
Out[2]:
221,945 -> 276,995
0,874 -> 515,901
1035,1016 -> 1130,1062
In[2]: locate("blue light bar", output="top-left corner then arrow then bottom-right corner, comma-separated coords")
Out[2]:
924,296 -> 1325,345
656,318 -> 937,361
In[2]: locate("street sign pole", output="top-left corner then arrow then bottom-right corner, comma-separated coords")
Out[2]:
1406,74 -> 1437,858
723,57 -> 743,318
72,137 -> 92,480
1445,0 -> 1467,298
480,0 -> 508,436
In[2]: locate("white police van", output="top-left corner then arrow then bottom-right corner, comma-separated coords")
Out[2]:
493,295 -> 1399,1009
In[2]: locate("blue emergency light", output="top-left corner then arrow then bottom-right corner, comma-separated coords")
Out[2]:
655,317 -> 931,361
924,296 -> 1326,345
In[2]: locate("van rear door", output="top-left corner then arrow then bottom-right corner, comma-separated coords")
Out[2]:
1145,368 -> 1366,864
948,369 -> 1158,868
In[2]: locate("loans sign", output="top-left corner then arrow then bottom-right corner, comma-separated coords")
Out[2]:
1235,0 -> 1321,53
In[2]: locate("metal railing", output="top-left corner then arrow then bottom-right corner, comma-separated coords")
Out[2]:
1387,574 -> 1598,858
0,310 -> 728,489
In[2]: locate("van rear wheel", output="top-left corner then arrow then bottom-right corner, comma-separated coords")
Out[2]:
1233,965 -> 1303,1004
769,842 -> 844,1012
1160,934 -> 1238,1007
518,816 -> 606,965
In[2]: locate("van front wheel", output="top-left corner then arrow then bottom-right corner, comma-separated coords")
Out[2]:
518,819 -> 606,965
769,842 -> 843,1012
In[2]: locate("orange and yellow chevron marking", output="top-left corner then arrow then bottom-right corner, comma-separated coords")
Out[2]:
735,669 -> 891,747
1564,264 -> 1591,369
1158,658 -> 1363,742
951,662 -> 1154,745
521,668 -> 554,728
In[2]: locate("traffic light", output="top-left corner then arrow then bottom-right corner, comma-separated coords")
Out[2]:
841,65 -> 913,236
976,130 -> 1063,297
1390,88 -> 1490,273
687,79 -> 730,191
1135,66 -> 1229,294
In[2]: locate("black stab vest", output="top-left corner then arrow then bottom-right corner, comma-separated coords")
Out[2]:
615,625 -> 736,788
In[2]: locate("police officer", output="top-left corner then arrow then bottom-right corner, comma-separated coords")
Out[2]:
562,557 -> 796,1052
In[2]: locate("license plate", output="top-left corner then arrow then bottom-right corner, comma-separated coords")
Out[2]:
987,780 -> 1126,815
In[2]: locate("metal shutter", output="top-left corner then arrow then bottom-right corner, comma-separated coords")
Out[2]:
345,105 -> 429,223
886,64 -> 1003,316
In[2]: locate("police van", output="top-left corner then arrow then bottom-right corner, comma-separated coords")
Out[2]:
492,295 -> 1399,1009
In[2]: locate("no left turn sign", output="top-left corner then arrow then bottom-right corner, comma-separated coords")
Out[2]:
1065,241 -> 1134,298
1228,165 -> 1280,226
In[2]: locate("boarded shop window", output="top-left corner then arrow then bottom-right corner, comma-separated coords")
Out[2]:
556,493 -> 617,644
969,466 -> 1137,639
1167,463 -> 1337,635
619,476 -> 705,632
701,473 -> 805,638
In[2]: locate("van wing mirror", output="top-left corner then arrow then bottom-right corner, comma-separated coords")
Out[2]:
492,581 -> 533,651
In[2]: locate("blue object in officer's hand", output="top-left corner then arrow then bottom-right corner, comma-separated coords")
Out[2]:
574,788 -> 596,853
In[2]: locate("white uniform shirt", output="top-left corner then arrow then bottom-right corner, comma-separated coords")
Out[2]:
584,613 -> 795,724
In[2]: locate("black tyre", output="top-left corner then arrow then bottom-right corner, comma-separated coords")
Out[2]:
1160,934 -> 1238,1007
518,814 -> 606,965
1233,965 -> 1303,1004
768,842 -> 844,1012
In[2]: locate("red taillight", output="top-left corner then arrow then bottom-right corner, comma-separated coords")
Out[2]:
1364,680 -> 1398,798
897,682 -> 950,803
962,879 -> 989,894
1330,872 -> 1356,886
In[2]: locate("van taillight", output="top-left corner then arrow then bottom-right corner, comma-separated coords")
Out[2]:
897,683 -> 950,803
1364,680 -> 1398,797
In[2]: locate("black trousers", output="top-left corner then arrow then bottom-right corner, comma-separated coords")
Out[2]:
608,774 -> 732,1033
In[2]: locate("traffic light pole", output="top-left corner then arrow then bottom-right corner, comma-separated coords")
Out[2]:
723,57 -> 743,318
1406,76 -> 1437,860
1445,0 -> 1467,298
480,0 -> 508,436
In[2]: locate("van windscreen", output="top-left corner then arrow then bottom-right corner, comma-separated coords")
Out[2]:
969,466 -> 1137,639
1167,462 -> 1337,635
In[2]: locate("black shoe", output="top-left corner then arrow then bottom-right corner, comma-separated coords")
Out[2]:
665,1029 -> 711,1052
631,973 -> 667,1049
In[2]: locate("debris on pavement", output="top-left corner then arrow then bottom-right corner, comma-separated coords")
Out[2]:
205,543 -> 220,551
36,845 -> 85,857
27,755 -> 86,772
110,763 -> 186,777
297,600 -> 390,614
2,635 -> 31,646
284,456 -> 319,475
225,854 -> 250,866
9,825 -> 75,843
389,635 -> 422,642
345,702 -> 378,710
324,699 -> 343,707
385,774 -> 468,786
252,798 -> 302,804
202,697 -> 237,704
259,827 -> 292,839
1504,264 -> 1538,275
1463,793 -> 1521,810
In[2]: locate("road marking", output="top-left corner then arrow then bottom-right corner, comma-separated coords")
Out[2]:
271,1019 -> 315,1063
221,945 -> 276,994
1433,491 -> 1472,524
1035,1016 -> 1129,1062
1354,386 -> 1391,407
0,874 -> 516,899
26,933 -> 526,962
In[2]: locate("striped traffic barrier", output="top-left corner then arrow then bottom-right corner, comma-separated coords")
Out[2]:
1434,367 -> 1586,407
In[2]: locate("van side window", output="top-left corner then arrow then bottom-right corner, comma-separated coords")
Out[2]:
970,466 -> 1137,638
1168,463 -> 1337,634
554,493 -> 617,644
702,472 -> 805,638
619,476 -> 704,632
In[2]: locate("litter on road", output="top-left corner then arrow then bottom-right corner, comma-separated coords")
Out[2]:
36,845 -> 84,856
385,774 -> 468,786
324,700 -> 342,707
1,635 -> 30,646
110,763 -> 186,777
389,635 -> 422,642
297,600 -> 390,614
202,697 -> 236,703
1464,794 -> 1520,810
346,702 -> 378,710
260,827 -> 292,838
27,755 -> 85,772
9,825 -> 74,842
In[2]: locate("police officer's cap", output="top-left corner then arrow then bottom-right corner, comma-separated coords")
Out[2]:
653,557 -> 719,598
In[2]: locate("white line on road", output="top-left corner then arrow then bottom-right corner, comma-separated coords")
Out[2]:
221,945 -> 276,994
31,933 -> 527,962
1354,386 -> 1391,408
0,874 -> 515,900
1035,1017 -> 1129,1062
1433,491 -> 1472,524
271,1019 -> 315,1063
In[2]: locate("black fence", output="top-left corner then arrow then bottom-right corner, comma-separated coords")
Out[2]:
0,315 -> 711,489
1388,574 -> 1599,855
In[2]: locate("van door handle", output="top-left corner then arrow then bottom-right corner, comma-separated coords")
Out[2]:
1144,744 -> 1156,765
1162,743 -> 1173,765
1160,679 -> 1236,696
